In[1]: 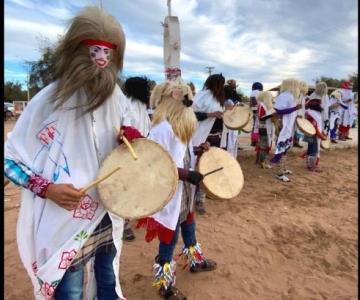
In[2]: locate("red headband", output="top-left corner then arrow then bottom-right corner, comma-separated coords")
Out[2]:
82,39 -> 117,49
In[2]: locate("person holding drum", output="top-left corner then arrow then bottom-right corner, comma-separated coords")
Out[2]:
256,91 -> 275,169
338,80 -> 354,141
191,73 -> 225,214
270,79 -> 302,182
249,82 -> 263,148
293,81 -> 309,148
137,80 -> 217,300
122,76 -> 152,241
303,82 -> 329,172
4,7 -> 141,299
220,85 -> 240,158
328,89 -> 346,144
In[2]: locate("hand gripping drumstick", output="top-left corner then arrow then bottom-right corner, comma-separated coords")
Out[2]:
114,126 -> 138,160
80,166 -> 121,193
202,166 -> 223,177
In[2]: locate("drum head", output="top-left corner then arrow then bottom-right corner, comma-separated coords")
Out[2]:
296,117 -> 316,136
197,147 -> 244,200
97,138 -> 178,219
241,111 -> 253,133
223,106 -> 250,130
320,139 -> 331,150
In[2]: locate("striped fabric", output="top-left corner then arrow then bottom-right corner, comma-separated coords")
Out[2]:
69,213 -> 115,271
4,158 -> 115,271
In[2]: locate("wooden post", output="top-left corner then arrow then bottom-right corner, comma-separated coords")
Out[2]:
163,1 -> 181,81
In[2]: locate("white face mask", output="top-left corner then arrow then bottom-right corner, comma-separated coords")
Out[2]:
88,45 -> 112,68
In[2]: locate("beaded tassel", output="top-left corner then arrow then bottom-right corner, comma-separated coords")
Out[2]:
153,260 -> 176,290
181,242 -> 206,268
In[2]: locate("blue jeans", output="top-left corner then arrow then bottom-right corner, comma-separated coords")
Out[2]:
306,137 -> 318,157
54,251 -> 118,300
158,220 -> 197,265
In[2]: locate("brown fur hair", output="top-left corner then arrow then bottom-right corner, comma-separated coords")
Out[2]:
52,6 -> 126,112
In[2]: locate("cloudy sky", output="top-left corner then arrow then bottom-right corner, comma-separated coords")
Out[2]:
4,0 -> 358,95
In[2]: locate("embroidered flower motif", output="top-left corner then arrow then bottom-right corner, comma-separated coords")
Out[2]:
40,282 -> 55,300
58,249 -> 77,270
37,124 -> 56,146
73,194 -> 98,220
32,261 -> 38,275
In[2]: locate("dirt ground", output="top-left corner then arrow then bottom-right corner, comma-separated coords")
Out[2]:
4,120 -> 358,300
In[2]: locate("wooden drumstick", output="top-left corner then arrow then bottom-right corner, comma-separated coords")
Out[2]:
203,167 -> 223,177
114,126 -> 139,160
81,166 -> 121,193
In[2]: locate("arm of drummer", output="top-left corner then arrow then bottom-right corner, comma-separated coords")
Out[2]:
4,158 -> 84,211
117,126 -> 143,144
305,115 -> 327,141
194,111 -> 223,121
274,105 -> 300,116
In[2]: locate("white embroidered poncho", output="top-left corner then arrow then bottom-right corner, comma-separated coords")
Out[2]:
4,82 -> 132,300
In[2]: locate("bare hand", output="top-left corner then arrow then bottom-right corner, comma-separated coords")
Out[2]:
207,111 -> 223,119
296,104 -> 302,110
45,183 -> 85,211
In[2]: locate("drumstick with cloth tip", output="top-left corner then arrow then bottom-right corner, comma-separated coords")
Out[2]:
202,167 -> 223,177
114,126 -> 138,160
80,166 -> 121,193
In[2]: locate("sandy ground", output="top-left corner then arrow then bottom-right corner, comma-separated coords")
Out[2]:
4,120 -> 358,300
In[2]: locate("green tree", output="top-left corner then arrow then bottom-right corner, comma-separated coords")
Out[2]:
27,36 -> 58,96
314,73 -> 358,91
4,81 -> 27,102
349,72 -> 358,91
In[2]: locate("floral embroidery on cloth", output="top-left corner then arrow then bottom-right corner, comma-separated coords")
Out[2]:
73,194 -> 99,220
58,249 -> 77,270
38,278 -> 61,300
34,121 -> 70,182
28,175 -> 51,198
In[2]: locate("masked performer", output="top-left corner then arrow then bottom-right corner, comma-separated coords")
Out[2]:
256,91 -> 275,169
270,79 -> 301,182
4,7 -> 142,300
137,80 -> 216,300
249,82 -> 263,148
191,74 -> 225,214
293,81 -> 308,148
338,80 -> 354,140
328,89 -> 346,143
303,82 -> 328,172
220,85 -> 239,158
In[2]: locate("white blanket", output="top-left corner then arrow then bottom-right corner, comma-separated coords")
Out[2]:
191,89 -> 223,147
273,91 -> 297,155
125,96 -> 151,137
5,82 -> 132,300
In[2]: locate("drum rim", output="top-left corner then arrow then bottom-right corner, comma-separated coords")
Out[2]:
197,147 -> 244,200
296,117 -> 316,136
320,139 -> 331,150
223,107 -> 251,130
97,138 -> 179,219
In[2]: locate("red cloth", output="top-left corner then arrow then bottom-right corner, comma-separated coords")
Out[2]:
136,217 -> 175,244
117,126 -> 143,144
338,125 -> 350,135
